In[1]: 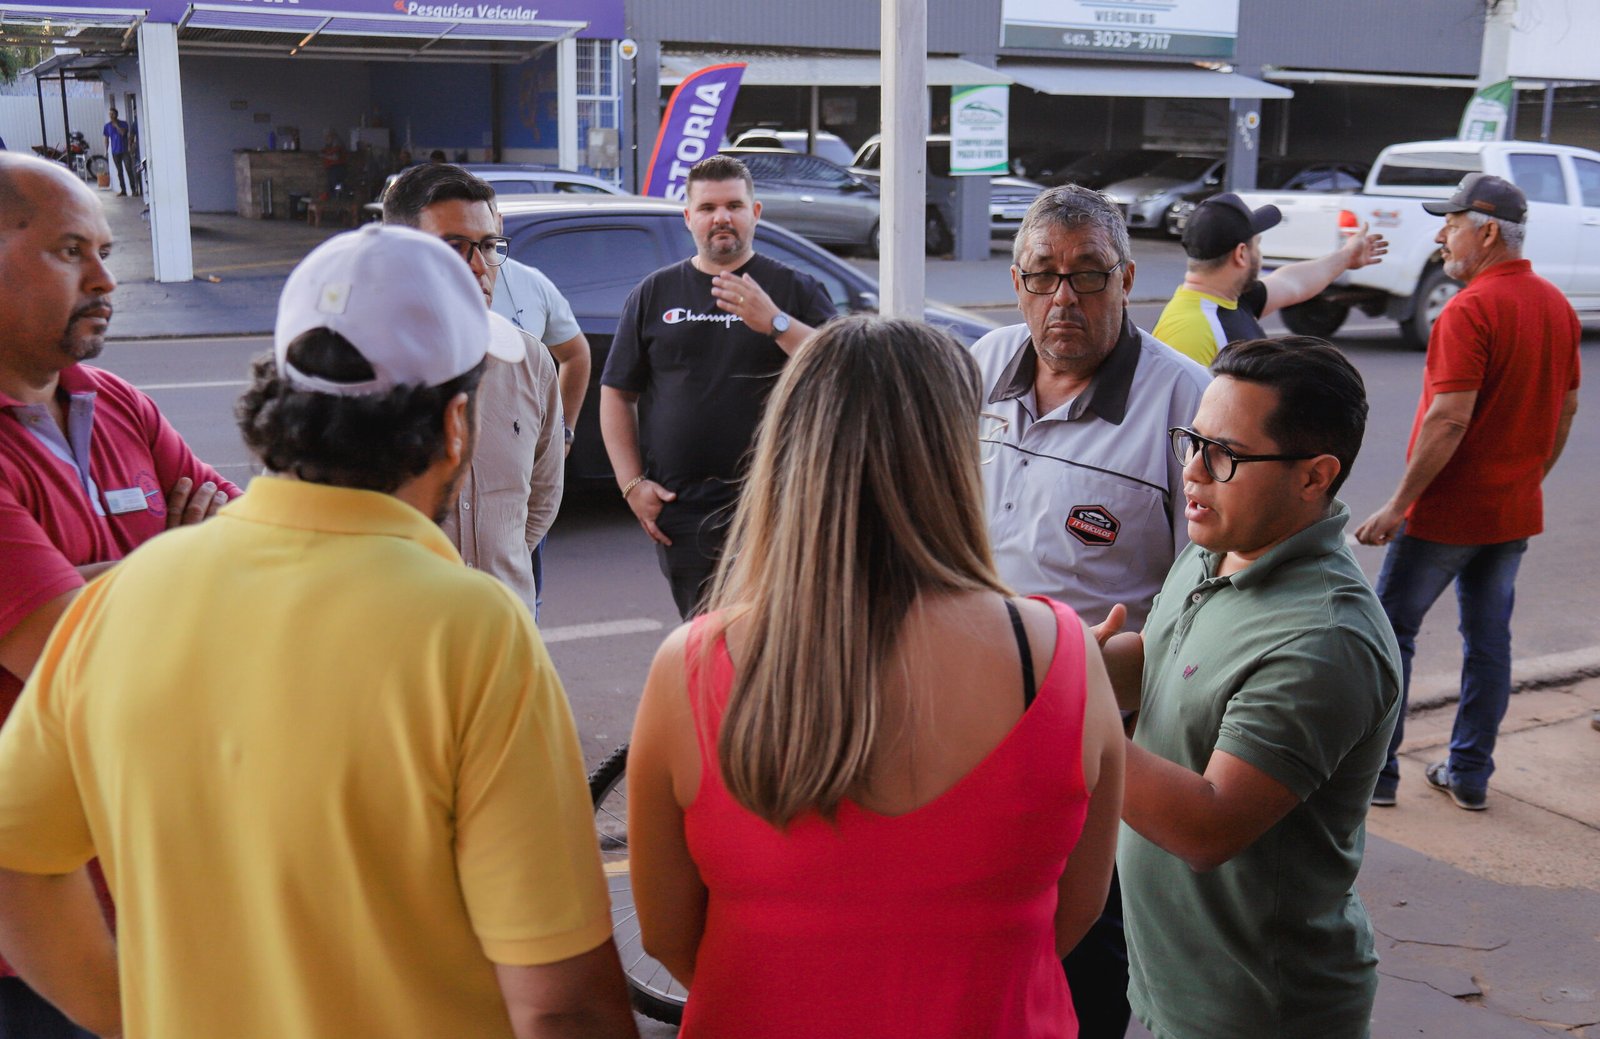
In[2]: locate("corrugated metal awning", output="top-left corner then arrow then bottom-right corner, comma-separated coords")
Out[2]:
0,3 -> 143,53
176,3 -> 582,62
1002,61 -> 1293,100
661,51 -> 1012,88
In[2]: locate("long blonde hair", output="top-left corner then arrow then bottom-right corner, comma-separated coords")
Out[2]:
707,315 -> 1009,827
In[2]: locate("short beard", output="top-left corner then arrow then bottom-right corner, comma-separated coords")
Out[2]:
702,230 -> 745,263
59,330 -> 105,364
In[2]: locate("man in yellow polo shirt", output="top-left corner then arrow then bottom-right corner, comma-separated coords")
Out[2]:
0,225 -> 639,1039
1154,193 -> 1387,366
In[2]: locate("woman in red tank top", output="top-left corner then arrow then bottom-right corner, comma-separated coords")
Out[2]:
627,316 -> 1125,1039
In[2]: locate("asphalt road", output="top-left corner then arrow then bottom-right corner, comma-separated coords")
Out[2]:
94,310 -> 1600,772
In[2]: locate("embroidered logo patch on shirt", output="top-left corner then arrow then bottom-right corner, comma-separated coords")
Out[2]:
1066,505 -> 1120,546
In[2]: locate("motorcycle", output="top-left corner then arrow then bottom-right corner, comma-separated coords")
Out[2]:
31,131 -> 110,181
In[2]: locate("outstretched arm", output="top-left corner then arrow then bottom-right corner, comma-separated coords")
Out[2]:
1261,223 -> 1387,318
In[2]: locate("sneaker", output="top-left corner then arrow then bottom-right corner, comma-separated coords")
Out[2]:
1370,777 -> 1397,807
1424,761 -> 1486,811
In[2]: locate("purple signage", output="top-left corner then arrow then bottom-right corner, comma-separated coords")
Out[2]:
33,0 -> 623,38
642,62 -> 746,202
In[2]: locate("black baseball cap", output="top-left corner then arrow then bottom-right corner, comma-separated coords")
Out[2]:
1421,172 -> 1527,224
1182,193 -> 1282,260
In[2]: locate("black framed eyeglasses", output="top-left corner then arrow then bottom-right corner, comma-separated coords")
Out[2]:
442,234 -> 511,267
1169,426 -> 1318,483
1017,260 -> 1126,296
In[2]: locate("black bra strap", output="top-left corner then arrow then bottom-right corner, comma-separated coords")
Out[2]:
1004,598 -> 1037,709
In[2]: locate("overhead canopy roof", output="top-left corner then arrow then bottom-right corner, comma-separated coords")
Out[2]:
175,3 -> 581,61
661,50 -> 1012,88
1003,61 -> 1293,100
0,3 -> 143,54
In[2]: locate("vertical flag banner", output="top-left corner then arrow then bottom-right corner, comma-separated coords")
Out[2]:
1459,79 -> 1515,142
643,63 -> 747,201
950,84 -> 1010,176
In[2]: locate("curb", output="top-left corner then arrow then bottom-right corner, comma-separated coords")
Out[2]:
1405,645 -> 1600,714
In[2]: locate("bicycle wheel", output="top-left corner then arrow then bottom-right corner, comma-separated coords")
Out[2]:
589,742 -> 688,1025
88,154 -> 109,178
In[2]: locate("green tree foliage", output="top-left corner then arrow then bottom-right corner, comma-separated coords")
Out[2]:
0,46 -> 50,84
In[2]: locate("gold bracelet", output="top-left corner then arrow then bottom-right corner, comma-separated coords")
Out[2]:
620,475 -> 646,500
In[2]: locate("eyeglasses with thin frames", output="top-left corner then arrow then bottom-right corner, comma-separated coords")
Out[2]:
1168,426 -> 1318,483
442,234 -> 512,268
979,412 -> 1009,465
1016,260 -> 1126,296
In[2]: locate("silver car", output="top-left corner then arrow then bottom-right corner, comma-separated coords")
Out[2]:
1100,154 -> 1224,233
724,147 -> 881,255
364,163 -> 625,217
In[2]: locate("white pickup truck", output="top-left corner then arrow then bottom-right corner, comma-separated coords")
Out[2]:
1236,139 -> 1600,347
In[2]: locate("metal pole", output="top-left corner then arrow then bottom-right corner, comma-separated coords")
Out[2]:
1540,82 -> 1554,142
35,75 -> 47,147
58,72 -> 71,157
880,0 -> 926,319
808,86 -> 820,155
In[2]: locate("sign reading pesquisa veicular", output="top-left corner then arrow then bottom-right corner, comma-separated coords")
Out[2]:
1000,0 -> 1237,60
40,0 -> 623,35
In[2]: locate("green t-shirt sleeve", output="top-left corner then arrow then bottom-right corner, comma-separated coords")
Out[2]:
1213,629 -> 1393,800
1153,294 -> 1220,367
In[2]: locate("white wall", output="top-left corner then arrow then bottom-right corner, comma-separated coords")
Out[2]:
180,57 -> 372,212
0,96 -> 113,154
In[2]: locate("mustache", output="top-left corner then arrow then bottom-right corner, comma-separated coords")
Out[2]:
71,297 -> 114,321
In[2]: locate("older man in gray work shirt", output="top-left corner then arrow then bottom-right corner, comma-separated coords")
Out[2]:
971,184 -> 1209,1037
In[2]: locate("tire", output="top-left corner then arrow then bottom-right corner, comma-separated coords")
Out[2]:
1279,297 -> 1350,339
1399,264 -> 1460,351
88,154 -> 109,178
863,220 -> 880,259
588,743 -> 687,1025
925,208 -> 952,256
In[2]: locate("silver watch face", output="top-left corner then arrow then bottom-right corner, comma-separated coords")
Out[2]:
771,312 -> 791,335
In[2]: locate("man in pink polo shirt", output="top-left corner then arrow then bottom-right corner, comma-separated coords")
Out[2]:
0,151 -> 238,1038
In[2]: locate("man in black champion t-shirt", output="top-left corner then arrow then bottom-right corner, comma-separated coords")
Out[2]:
600,155 -> 836,618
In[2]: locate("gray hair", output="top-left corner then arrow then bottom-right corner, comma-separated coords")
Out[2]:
1464,209 -> 1525,252
1012,184 -> 1131,266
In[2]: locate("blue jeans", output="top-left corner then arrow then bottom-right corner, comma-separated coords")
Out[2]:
1376,531 -> 1528,795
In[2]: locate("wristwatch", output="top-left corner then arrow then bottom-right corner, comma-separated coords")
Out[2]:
770,312 -> 791,337
562,425 -> 575,447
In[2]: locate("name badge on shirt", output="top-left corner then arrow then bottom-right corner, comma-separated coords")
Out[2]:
105,487 -> 151,515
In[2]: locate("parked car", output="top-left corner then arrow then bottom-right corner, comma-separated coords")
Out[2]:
1045,149 -> 1179,189
722,146 -> 881,255
1164,159 -> 1370,236
1100,154 -> 1224,233
730,128 -> 857,169
1237,139 -> 1600,346
495,195 -> 997,481
1009,147 -> 1085,182
363,163 -> 625,217
849,133 -> 1045,251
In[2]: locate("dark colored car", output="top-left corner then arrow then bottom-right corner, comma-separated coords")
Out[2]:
1048,149 -> 1179,189
1163,159 -> 1371,236
722,147 -> 881,255
849,134 -> 1046,252
495,195 -> 997,482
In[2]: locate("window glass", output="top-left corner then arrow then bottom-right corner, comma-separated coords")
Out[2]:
1373,151 -> 1482,189
555,181 -> 612,194
739,154 -> 790,182
787,156 -> 847,185
510,224 -> 665,316
754,231 -> 855,314
488,180 -> 542,196
1507,154 -> 1567,204
1572,157 -> 1600,207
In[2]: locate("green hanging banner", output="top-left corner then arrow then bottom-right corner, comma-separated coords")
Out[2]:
1459,79 -> 1515,142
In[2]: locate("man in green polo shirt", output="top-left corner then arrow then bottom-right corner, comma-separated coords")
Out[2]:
1112,337 -> 1401,1038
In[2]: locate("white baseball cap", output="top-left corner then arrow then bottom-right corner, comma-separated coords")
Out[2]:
274,223 -> 525,396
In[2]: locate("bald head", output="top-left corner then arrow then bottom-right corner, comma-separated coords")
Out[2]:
0,152 -> 99,235
0,152 -> 117,380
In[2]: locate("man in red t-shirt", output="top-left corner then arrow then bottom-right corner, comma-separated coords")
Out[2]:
1355,173 -> 1580,811
0,152 -> 240,1038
